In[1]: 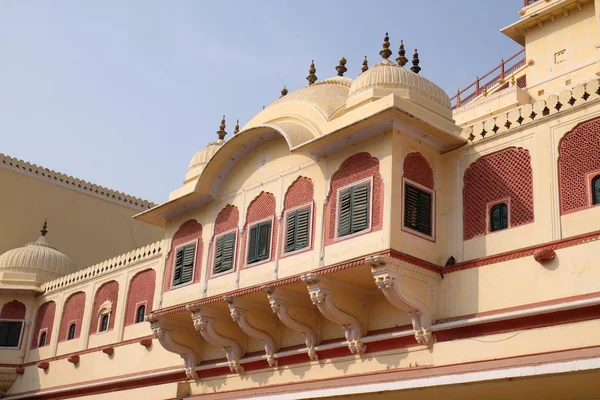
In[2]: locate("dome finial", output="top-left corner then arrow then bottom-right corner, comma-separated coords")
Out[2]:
280,86 -> 288,98
456,89 -> 462,107
379,32 -> 392,60
306,60 -> 317,85
336,57 -> 347,77
217,115 -> 227,140
234,119 -> 240,135
411,49 -> 421,74
40,218 -> 48,236
396,40 -> 408,67
361,56 -> 369,74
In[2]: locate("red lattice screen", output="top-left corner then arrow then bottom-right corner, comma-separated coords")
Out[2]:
463,147 -> 534,240
403,152 -> 434,189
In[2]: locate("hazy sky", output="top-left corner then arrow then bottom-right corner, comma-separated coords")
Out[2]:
1,1 -> 524,203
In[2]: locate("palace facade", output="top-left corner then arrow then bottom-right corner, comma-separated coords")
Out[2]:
2,0 -> 600,398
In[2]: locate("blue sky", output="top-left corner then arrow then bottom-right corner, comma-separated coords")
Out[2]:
0,1 -> 524,203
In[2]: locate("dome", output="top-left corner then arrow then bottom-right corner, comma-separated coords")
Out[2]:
0,230 -> 75,283
348,59 -> 451,109
186,140 -> 224,182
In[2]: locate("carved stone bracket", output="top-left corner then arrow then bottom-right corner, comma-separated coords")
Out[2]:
149,318 -> 200,380
187,305 -> 245,374
367,255 -> 441,344
300,274 -> 366,355
225,297 -> 279,367
263,286 -> 320,360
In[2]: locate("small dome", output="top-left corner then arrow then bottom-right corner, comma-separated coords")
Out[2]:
186,140 -> 224,181
348,59 -> 451,109
0,234 -> 75,283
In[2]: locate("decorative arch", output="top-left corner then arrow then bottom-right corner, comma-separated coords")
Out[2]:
463,147 -> 534,240
0,300 -> 26,319
214,204 -> 240,236
59,291 -> 86,342
125,269 -> 156,326
89,280 -> 119,334
241,192 -> 278,267
164,219 -> 203,292
403,152 -> 434,189
558,117 -> 600,214
326,152 -> 384,244
31,301 -> 56,349
284,176 -> 315,210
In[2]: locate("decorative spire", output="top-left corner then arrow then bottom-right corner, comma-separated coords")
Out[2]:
510,74 -> 516,86
396,40 -> 408,67
361,56 -> 369,73
456,89 -> 462,108
280,86 -> 288,98
483,86 -> 488,97
336,57 -> 347,76
306,60 -> 317,85
379,32 -> 392,60
217,115 -> 227,140
234,119 -> 240,134
40,218 -> 48,236
410,49 -> 421,74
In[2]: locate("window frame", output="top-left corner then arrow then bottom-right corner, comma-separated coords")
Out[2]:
486,198 -> 511,233
245,216 -> 275,267
211,228 -> 238,278
67,321 -> 77,341
334,177 -> 374,242
134,301 -> 147,324
169,238 -> 198,289
0,319 -> 24,349
37,328 -> 48,348
587,171 -> 600,207
401,178 -> 436,241
282,201 -> 313,256
98,313 -> 110,333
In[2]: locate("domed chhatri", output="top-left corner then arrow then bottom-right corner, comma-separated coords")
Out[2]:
0,220 -> 75,283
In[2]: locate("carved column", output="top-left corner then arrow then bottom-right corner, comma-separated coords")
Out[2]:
367,255 -> 441,344
263,286 -> 320,360
300,274 -> 366,355
187,305 -> 245,373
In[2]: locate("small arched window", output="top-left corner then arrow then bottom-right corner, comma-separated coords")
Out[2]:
490,203 -> 509,232
67,323 -> 76,340
38,331 -> 47,347
99,314 -> 109,332
136,305 -> 146,324
592,175 -> 600,205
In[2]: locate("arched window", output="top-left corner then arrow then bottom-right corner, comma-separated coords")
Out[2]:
67,323 -> 76,340
99,314 -> 109,332
136,305 -> 146,323
592,175 -> 600,205
38,331 -> 47,347
490,203 -> 509,232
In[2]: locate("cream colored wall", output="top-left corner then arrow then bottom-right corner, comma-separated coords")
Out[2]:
0,167 -> 163,270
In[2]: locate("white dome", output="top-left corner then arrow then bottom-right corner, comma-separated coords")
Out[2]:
348,59 -> 451,109
186,140 -> 224,181
0,234 -> 75,283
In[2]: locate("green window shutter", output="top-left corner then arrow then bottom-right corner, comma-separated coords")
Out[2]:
136,305 -> 146,323
351,184 -> 370,233
257,221 -> 271,261
0,321 -> 22,347
404,184 -> 432,236
593,175 -> 600,205
295,208 -> 310,250
172,247 -> 184,286
247,225 -> 258,263
180,244 -> 196,284
285,211 -> 297,252
213,236 -> 224,273
100,314 -> 109,332
214,233 -> 236,274
68,323 -> 76,340
39,331 -> 46,347
338,188 -> 352,236
417,190 -> 432,236
490,203 -> 508,232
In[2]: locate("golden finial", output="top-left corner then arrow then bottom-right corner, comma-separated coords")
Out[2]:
280,86 -> 288,98
361,56 -> 368,73
217,115 -> 227,140
456,89 -> 462,108
510,74 -> 516,86
306,60 -> 317,85
336,57 -> 347,76
483,86 -> 488,97
40,218 -> 48,236
234,119 -> 240,134
396,40 -> 408,67
380,32 -> 392,60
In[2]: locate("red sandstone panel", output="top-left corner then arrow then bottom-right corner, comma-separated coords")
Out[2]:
214,205 -> 239,235
558,117 -> 600,214
163,219 -> 203,291
58,292 -> 86,342
284,177 -> 315,209
124,269 -> 156,326
89,281 -> 119,334
463,147 -> 534,240
240,192 -> 278,268
325,152 -> 384,244
0,300 -> 26,319
403,152 -> 434,189
31,301 -> 56,349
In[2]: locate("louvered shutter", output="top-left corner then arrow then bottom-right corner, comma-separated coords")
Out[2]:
257,222 -> 271,260
285,211 -> 296,252
338,188 -> 352,236
172,247 -> 184,286
0,321 -> 22,347
417,190 -> 432,236
295,208 -> 310,249
180,244 -> 196,284
214,235 -> 224,273
221,233 -> 235,271
247,225 -> 258,263
351,184 -> 370,233
404,184 -> 432,236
